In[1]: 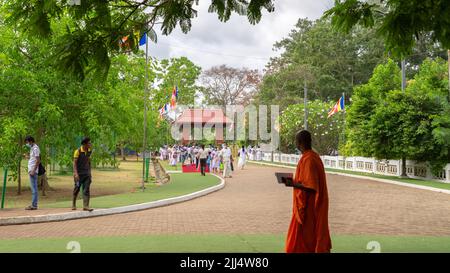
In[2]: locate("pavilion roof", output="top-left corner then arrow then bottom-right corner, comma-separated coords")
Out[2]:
174,108 -> 233,124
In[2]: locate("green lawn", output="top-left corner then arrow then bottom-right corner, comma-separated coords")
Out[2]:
249,161 -> 450,191
45,173 -> 221,208
325,168 -> 450,190
1,234 -> 450,253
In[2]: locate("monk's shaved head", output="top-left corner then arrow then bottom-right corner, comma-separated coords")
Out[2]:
296,130 -> 312,151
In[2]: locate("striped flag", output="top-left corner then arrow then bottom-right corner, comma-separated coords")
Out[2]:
328,95 -> 345,118
170,87 -> 177,109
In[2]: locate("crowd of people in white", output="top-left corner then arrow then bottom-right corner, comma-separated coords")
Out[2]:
158,144 -> 263,178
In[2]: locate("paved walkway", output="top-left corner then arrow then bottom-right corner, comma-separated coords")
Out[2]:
1,164 -> 450,239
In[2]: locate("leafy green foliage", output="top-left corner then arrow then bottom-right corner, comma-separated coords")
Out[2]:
325,0 -> 450,57
1,0 -> 274,81
344,58 -> 450,173
256,18 -> 386,110
0,18 -> 201,188
279,100 -> 344,154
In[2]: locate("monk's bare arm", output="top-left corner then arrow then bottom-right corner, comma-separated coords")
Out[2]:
285,177 -> 316,192
292,182 -> 316,192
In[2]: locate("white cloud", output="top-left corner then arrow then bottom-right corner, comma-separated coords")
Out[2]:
145,0 -> 333,72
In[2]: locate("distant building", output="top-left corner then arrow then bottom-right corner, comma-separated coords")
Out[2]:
174,108 -> 233,145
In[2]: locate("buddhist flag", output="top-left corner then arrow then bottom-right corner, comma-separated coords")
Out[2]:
328,95 -> 345,118
139,33 -> 147,46
119,35 -> 129,49
170,87 -> 177,109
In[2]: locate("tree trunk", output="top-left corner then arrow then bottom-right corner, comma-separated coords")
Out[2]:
120,145 -> 126,161
17,136 -> 23,195
17,157 -> 22,195
400,156 -> 407,177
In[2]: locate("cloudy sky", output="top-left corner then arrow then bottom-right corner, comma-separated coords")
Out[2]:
147,0 -> 334,72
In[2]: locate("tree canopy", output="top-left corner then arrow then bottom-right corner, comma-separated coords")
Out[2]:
343,58 -> 450,173
324,0 -> 450,57
0,16 -> 201,192
255,17 -> 386,110
1,0 -> 274,80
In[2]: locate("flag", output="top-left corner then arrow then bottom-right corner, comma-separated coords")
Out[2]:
170,87 -> 177,109
159,107 -> 165,119
119,35 -> 129,49
175,86 -> 179,99
139,33 -> 147,46
328,95 -> 345,118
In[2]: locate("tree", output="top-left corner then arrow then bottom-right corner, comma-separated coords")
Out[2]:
324,0 -> 450,57
200,65 -> 261,109
256,18 -> 386,110
1,0 -> 274,80
344,58 -> 450,174
343,59 -> 401,157
155,57 -> 201,107
279,100 -> 344,155
0,15 -> 202,192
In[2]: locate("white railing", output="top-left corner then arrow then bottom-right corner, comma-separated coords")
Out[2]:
252,152 -> 450,184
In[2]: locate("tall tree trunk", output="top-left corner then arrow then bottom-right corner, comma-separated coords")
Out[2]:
400,156 -> 407,177
17,157 -> 22,195
120,144 -> 126,161
17,137 -> 23,195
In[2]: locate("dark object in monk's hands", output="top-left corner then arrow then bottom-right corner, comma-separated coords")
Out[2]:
275,172 -> 309,190
275,172 -> 294,186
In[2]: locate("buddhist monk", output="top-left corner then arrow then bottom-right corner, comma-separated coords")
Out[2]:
285,130 -> 332,253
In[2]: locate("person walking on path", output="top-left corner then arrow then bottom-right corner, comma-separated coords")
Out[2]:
72,137 -> 94,212
237,146 -> 247,170
25,136 -> 40,210
285,130 -> 332,253
198,145 -> 209,176
221,144 -> 232,178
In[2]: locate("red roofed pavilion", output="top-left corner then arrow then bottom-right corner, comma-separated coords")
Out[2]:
174,108 -> 233,145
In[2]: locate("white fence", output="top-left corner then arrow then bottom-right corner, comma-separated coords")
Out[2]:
253,152 -> 450,183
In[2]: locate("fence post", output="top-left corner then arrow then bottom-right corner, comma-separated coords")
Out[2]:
447,164 -> 450,183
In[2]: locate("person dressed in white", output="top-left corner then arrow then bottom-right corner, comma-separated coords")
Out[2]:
159,147 -> 164,161
237,146 -> 247,170
170,147 -> 178,166
256,146 -> 262,161
221,144 -> 232,178
198,145 -> 209,176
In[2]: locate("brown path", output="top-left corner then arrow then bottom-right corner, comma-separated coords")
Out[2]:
1,164 -> 450,239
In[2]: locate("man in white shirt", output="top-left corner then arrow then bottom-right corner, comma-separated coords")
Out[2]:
198,145 -> 210,176
25,135 -> 40,210
193,146 -> 200,169
221,144 -> 232,178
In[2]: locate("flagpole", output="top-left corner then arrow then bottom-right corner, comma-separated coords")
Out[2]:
142,32 -> 149,192
304,80 -> 308,130
342,92 -> 346,169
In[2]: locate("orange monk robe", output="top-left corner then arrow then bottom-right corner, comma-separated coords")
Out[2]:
285,149 -> 332,253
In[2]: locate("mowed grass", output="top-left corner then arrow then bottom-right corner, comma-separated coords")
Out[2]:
248,161 -> 450,191
1,160 -> 220,209
46,173 -> 221,208
1,160 -> 142,208
325,168 -> 450,191
1,234 -> 450,253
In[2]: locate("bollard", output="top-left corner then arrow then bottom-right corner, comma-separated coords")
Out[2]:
145,158 -> 150,182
